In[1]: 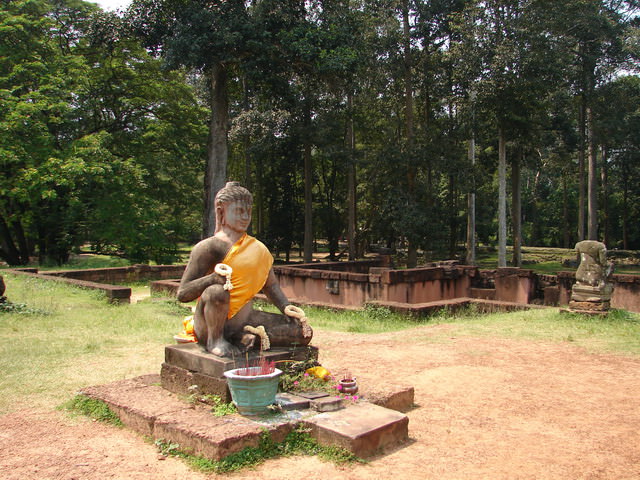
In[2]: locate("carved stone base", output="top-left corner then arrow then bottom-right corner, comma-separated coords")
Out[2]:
161,362 -> 232,401
568,300 -> 610,312
160,343 -> 319,401
571,283 -> 613,302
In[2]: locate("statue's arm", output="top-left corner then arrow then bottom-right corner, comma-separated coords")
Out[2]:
176,240 -> 225,303
262,269 -> 290,314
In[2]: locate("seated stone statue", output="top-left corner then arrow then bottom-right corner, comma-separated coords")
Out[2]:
177,182 -> 311,357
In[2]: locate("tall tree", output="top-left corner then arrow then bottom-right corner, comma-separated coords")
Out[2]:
0,0 -> 206,265
452,0 -> 563,266
127,0 -> 251,237
549,0 -> 638,242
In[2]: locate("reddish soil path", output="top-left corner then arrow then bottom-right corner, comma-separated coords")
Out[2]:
2,326 -> 640,480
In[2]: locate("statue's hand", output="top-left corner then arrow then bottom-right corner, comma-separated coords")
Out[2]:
284,305 -> 312,339
284,304 -> 305,318
214,263 -> 233,291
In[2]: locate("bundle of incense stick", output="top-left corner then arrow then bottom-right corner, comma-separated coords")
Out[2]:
236,356 -> 276,376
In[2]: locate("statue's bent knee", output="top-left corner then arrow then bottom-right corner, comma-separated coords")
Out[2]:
200,284 -> 228,306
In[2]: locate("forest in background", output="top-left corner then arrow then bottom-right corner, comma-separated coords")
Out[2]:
1,0 -> 639,267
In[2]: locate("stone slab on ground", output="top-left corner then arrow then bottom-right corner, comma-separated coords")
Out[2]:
296,391 -> 330,400
310,396 -> 343,412
276,393 -> 310,410
153,407 -> 295,460
82,374 -> 410,461
569,300 -> 610,311
560,307 -> 610,316
363,384 -> 415,412
81,375 -> 185,437
302,402 -> 409,458
367,297 -> 547,316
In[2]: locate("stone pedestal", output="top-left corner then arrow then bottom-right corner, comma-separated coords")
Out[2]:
160,343 -> 318,402
83,374 -> 410,460
567,284 -> 613,315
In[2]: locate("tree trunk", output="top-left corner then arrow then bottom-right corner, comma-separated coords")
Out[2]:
303,100 -> 313,263
511,151 -> 522,267
577,95 -> 586,241
498,127 -> 507,268
622,163 -> 629,250
402,1 -> 417,268
466,133 -> 476,265
562,173 -> 571,248
346,93 -> 357,261
242,75 -> 253,235
587,105 -> 598,240
0,215 -> 26,265
448,175 -> 457,259
256,156 -> 264,237
203,63 -> 229,238
529,169 -> 541,246
241,75 -> 251,189
601,145 -> 609,246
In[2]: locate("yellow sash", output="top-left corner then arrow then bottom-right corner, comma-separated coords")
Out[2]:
221,234 -> 273,319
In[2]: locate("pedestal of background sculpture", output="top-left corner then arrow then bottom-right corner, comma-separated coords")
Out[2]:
569,284 -> 613,312
160,343 -> 318,402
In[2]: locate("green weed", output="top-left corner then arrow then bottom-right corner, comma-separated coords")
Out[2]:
61,395 -> 123,426
187,392 -> 237,416
0,300 -> 48,315
154,427 -> 359,474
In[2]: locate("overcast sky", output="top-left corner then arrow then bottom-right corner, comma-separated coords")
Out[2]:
91,0 -> 131,11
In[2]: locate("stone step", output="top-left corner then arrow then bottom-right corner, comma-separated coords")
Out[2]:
302,402 -> 409,458
81,374 -> 409,461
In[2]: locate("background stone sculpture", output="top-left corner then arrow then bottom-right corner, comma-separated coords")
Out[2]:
574,240 -> 612,288
569,240 -> 613,313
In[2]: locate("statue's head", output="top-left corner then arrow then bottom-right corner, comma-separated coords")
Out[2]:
214,182 -> 253,233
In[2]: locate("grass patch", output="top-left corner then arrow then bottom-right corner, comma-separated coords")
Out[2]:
426,305 -> 640,355
154,427 -> 360,474
0,273 -> 188,414
2,269 -> 640,418
0,300 -> 48,315
60,394 -> 123,426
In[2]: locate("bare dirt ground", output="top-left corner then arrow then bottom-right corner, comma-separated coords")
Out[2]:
2,325 -> 640,480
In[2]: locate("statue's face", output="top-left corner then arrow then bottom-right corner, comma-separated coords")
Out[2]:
221,201 -> 252,234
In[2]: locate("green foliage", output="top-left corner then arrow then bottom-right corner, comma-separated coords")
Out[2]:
3,0 -> 640,273
187,392 -> 237,417
61,395 -> 123,427
280,367 -> 333,394
276,347 -> 323,391
0,298 -> 47,315
154,427 -> 358,474
0,0 -> 206,266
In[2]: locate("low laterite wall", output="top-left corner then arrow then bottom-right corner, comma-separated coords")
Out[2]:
8,260 -> 640,313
